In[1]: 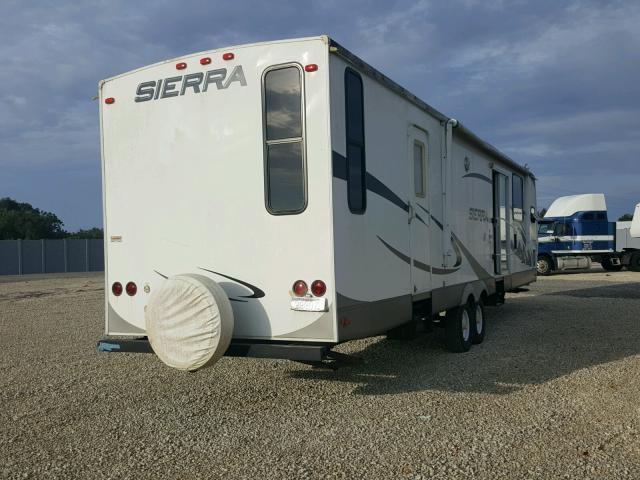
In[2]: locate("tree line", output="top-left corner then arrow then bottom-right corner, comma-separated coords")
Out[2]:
0,197 -> 103,240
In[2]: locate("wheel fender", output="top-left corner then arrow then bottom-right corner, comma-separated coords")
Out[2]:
460,282 -> 483,307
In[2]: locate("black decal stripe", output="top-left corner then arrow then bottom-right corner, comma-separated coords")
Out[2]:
417,204 -> 445,230
365,172 -> 409,212
332,151 -> 347,181
333,151 -> 409,213
154,270 -> 168,279
463,173 -> 492,184
415,213 -> 428,226
198,267 -> 266,299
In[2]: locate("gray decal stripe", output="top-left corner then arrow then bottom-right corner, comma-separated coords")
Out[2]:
463,173 -> 492,184
154,270 -> 168,279
376,235 -> 411,264
451,233 -> 492,280
377,236 -> 460,275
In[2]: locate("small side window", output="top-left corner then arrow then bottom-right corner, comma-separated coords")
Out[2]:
263,65 -> 306,214
512,173 -> 524,221
413,141 -> 426,197
344,68 -> 366,214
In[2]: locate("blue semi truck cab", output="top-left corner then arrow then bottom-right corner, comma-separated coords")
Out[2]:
537,194 -> 640,274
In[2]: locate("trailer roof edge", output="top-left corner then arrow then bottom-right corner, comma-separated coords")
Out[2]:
328,38 -> 534,179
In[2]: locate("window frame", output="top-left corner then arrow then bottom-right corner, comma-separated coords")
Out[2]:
344,67 -> 366,214
512,173 -> 524,222
413,139 -> 427,198
261,63 -> 307,215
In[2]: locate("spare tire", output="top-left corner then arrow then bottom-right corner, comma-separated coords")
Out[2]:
145,274 -> 234,371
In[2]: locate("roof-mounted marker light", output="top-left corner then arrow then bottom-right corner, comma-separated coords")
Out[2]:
304,64 -> 318,72
200,57 -> 211,65
105,97 -> 115,105
176,62 -> 187,70
222,52 -> 234,61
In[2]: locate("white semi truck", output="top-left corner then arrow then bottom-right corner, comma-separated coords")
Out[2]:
537,195 -> 640,274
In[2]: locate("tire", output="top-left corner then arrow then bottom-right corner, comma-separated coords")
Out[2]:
601,256 -> 623,272
629,252 -> 640,272
536,256 -> 553,276
470,300 -> 486,345
445,305 -> 472,353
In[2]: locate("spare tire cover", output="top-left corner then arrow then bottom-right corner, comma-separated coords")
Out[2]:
145,274 -> 234,371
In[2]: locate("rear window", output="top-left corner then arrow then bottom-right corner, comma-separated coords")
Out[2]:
263,65 -> 306,214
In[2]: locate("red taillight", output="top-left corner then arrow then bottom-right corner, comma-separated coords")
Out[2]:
292,280 -> 308,297
200,57 -> 211,65
222,52 -> 234,60
126,282 -> 137,296
104,97 -> 115,104
304,64 -> 318,72
311,280 -> 326,297
112,282 -> 123,296
176,62 -> 187,70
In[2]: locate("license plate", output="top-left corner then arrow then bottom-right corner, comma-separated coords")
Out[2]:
290,296 -> 328,312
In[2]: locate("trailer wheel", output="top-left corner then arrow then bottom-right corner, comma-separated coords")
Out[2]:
629,252 -> 640,272
444,305 -> 472,353
601,256 -> 623,272
470,300 -> 486,345
536,255 -> 553,276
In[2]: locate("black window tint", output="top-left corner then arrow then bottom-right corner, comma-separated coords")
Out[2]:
263,65 -> 305,214
347,144 -> 365,212
582,212 -> 594,220
596,212 -> 606,220
512,174 -> 524,221
264,68 -> 302,140
345,69 -> 366,214
413,141 -> 425,196
266,142 -> 304,212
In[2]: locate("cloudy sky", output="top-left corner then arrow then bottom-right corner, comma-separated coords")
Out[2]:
1,0 -> 638,229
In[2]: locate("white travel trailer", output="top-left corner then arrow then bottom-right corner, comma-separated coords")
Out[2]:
97,36 -> 537,371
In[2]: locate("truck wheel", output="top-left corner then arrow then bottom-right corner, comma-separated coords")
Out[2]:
445,305 -> 472,353
601,256 -> 623,272
629,252 -> 640,272
470,300 -> 486,345
536,256 -> 553,276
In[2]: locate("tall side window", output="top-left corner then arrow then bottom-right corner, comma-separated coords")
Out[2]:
263,65 -> 306,214
344,69 -> 366,214
512,173 -> 524,221
413,140 -> 426,197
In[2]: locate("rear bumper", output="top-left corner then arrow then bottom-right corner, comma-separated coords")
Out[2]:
97,337 -> 334,362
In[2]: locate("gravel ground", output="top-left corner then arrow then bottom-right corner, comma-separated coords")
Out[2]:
1,269 -> 640,479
